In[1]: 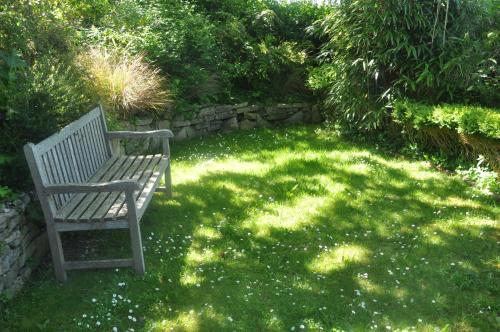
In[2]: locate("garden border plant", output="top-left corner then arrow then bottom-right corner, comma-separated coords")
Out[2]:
392,101 -> 500,173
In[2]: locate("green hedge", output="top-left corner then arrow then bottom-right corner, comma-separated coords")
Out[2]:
393,101 -> 500,140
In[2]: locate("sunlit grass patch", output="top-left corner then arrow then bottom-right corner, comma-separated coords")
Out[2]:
185,246 -> 219,266
180,270 -> 205,287
194,227 -> 222,241
149,308 -> 227,332
308,245 -> 371,273
174,159 -> 267,183
245,195 -> 330,237
165,307 -> 227,332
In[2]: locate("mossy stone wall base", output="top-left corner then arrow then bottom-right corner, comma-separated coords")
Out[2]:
0,194 -> 48,297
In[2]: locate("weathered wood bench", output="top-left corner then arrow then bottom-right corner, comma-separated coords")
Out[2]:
23,105 -> 173,282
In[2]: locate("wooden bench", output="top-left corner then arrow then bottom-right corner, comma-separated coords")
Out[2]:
23,105 -> 173,282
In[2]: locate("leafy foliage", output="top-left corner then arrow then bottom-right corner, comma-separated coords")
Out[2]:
0,0 -> 327,193
457,155 -> 499,195
0,155 -> 15,204
78,0 -> 328,108
80,0 -> 223,106
310,0 -> 499,130
392,100 -> 499,192
0,0 -> 94,191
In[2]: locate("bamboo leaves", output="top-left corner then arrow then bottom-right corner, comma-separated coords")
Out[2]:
308,0 -> 498,131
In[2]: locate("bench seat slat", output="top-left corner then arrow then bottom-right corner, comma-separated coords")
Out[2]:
90,155 -> 158,222
117,156 -> 168,220
55,156 -> 121,220
136,156 -> 168,218
105,155 -> 165,221
55,220 -> 129,232
54,154 -> 166,222
78,155 -> 149,221
65,156 -> 137,221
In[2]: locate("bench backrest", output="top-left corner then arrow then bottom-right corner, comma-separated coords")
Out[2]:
24,105 -> 112,214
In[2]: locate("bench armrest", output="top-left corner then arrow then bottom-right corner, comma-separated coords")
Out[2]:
44,180 -> 140,194
106,130 -> 174,140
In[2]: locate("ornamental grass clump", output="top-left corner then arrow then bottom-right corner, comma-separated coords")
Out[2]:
80,48 -> 170,119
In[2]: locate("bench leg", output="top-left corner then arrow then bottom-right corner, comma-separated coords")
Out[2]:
164,163 -> 172,198
129,222 -> 145,275
47,227 -> 67,282
126,193 -> 145,275
161,139 -> 172,198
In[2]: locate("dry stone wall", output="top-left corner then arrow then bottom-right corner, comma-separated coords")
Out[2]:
123,102 -> 322,141
0,194 -> 48,297
172,102 -> 322,140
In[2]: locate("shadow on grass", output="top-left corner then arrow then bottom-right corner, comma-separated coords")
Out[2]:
1,125 -> 498,331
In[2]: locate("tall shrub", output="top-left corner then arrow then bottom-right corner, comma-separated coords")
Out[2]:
0,0 -> 94,192
309,0 -> 499,131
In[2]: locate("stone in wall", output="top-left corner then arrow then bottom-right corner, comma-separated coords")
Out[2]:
265,107 -> 294,121
0,194 -> 48,297
239,119 -> 256,131
214,105 -> 236,120
208,120 -> 223,132
310,105 -> 323,123
256,114 -> 272,128
115,117 -> 154,154
284,111 -> 304,125
157,119 -> 171,130
199,107 -> 216,121
172,119 -> 191,127
223,117 -> 239,133
237,105 -> 261,114
233,102 -> 249,109
244,112 -> 258,121
176,126 -> 198,140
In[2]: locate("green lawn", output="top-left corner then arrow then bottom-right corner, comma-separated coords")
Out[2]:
1,125 -> 498,331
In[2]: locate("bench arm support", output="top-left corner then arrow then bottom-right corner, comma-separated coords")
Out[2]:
106,130 -> 174,140
106,129 -> 173,157
44,180 -> 140,194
